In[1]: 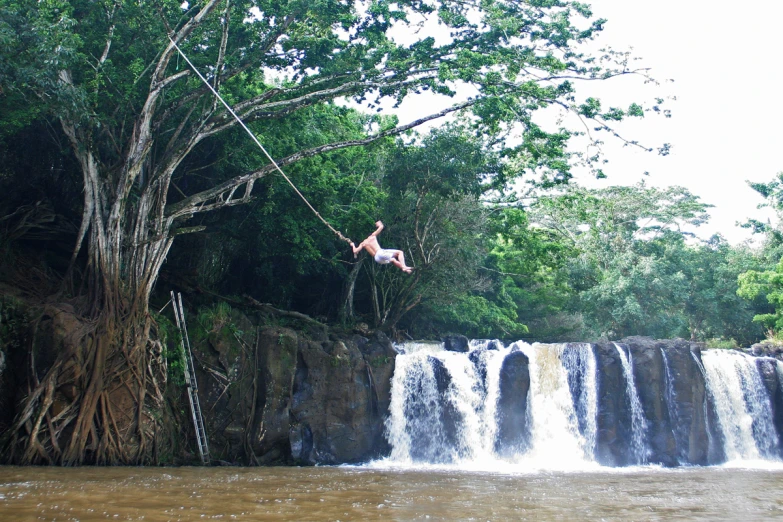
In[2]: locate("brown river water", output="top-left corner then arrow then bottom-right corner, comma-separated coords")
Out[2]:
2,465 -> 783,521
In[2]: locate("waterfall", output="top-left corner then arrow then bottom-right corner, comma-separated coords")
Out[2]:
386,341 -> 512,464
561,343 -> 598,460
386,351 -> 447,463
385,341 -> 598,469
383,340 -> 782,470
660,348 -> 681,449
661,349 -> 677,423
613,343 -> 649,464
517,343 -> 592,466
662,348 -> 696,465
702,350 -> 779,461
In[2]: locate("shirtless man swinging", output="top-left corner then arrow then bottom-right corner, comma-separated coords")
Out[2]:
351,221 -> 413,273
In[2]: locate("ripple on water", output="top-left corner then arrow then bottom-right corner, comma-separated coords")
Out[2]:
0,466 -> 782,521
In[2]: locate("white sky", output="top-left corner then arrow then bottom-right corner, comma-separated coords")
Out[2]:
383,0 -> 783,244
573,0 -> 783,244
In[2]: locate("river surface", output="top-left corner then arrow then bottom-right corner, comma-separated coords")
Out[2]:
2,464 -> 783,521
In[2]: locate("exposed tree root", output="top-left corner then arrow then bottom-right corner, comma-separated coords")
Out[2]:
2,305 -> 168,465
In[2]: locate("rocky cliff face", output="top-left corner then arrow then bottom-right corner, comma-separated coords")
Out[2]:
593,338 -> 714,466
190,315 -> 396,465
3,295 -> 783,468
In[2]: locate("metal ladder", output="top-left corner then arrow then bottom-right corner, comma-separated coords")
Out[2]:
171,291 -> 210,465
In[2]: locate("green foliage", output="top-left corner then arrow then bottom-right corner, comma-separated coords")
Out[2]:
681,236 -> 763,344
163,344 -> 187,388
732,172 -> 783,340
737,258 -> 783,332
197,302 -> 237,335
524,183 -> 762,343
482,206 -> 575,340
151,310 -> 186,387
704,338 -> 740,350
372,128 -> 502,333
0,0 -> 678,344
420,294 -> 527,339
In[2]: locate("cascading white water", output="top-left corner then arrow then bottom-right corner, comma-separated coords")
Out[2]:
467,340 -> 508,453
437,347 -> 503,461
384,341 -> 599,470
386,340 -> 513,464
613,343 -> 649,464
382,340 -> 782,470
561,343 -> 598,460
386,347 -> 446,463
560,343 -> 598,461
660,349 -> 680,431
519,343 -> 595,467
702,350 -> 779,461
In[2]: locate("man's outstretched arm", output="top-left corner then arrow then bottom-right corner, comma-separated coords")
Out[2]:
371,220 -> 384,236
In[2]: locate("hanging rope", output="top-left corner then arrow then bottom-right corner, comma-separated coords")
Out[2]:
167,36 -> 354,245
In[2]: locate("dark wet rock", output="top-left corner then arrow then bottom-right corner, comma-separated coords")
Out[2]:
442,334 -> 469,353
431,357 -> 461,458
288,338 -> 371,464
747,343 -> 783,361
656,340 -> 714,465
593,337 -> 716,467
192,316 -> 396,465
495,350 -> 530,456
622,337 -> 677,466
593,342 -> 634,466
617,338 -> 675,466
756,358 -> 783,458
469,347 -> 489,397
487,340 -> 504,351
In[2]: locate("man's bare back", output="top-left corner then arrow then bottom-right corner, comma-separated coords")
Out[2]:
351,221 -> 413,273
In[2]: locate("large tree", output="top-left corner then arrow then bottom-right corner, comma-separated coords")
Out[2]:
529,183 -> 711,339
1,0 -> 659,463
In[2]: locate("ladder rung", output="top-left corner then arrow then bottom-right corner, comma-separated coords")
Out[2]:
172,291 -> 211,465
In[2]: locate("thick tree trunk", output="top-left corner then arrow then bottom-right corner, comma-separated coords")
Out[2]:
3,170 -> 173,464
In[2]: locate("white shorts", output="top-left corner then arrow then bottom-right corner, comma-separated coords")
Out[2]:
374,249 -> 395,264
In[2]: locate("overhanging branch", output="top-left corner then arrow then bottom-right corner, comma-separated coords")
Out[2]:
165,98 -> 477,219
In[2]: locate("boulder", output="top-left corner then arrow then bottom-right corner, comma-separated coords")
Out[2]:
442,334 -> 470,353
748,343 -> 783,360
487,340 -> 504,351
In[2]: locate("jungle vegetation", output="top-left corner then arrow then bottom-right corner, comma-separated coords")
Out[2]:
0,0 -> 778,465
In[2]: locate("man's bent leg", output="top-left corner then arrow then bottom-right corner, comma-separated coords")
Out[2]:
391,251 -> 412,272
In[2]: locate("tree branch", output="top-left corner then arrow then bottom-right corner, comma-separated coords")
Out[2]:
166,99 -> 477,219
